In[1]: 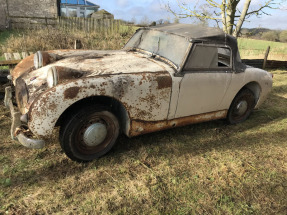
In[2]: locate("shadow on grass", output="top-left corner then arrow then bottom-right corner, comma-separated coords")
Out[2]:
2,90 -> 287,188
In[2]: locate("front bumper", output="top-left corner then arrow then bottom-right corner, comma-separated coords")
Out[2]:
4,86 -> 45,149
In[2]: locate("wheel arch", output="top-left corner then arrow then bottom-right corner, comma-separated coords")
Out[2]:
228,81 -> 261,110
56,95 -> 131,136
241,81 -> 261,106
226,84 -> 259,124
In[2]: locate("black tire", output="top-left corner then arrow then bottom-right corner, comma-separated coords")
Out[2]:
227,88 -> 256,124
59,105 -> 119,162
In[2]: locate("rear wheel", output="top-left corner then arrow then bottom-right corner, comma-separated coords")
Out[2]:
227,88 -> 256,124
60,105 -> 119,162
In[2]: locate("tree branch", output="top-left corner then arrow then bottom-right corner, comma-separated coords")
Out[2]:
167,0 -> 222,21
206,0 -> 220,8
245,0 -> 276,16
233,0 -> 251,37
221,0 -> 227,32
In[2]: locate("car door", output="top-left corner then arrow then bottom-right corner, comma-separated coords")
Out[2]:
175,44 -> 233,118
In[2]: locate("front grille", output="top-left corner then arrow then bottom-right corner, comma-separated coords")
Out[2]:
15,78 -> 29,113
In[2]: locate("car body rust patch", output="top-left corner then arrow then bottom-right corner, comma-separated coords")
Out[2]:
64,87 -> 80,99
129,110 -> 227,137
156,75 -> 172,89
12,54 -> 35,82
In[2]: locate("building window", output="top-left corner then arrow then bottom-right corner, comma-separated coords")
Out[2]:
60,0 -> 99,18
61,6 -> 67,17
68,7 -> 77,17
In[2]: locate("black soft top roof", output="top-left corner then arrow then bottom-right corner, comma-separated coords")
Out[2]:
147,23 -> 237,46
149,24 -> 225,39
146,24 -> 245,72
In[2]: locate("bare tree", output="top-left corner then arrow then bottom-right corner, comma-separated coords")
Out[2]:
166,0 -> 282,37
140,15 -> 150,26
158,19 -> 165,25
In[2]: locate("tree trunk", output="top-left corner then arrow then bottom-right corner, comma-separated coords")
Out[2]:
233,0 -> 252,37
225,0 -> 239,35
221,0 -> 227,33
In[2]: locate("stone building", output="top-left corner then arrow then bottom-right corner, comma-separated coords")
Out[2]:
0,0 -> 58,29
0,0 -> 113,30
0,0 -> 8,29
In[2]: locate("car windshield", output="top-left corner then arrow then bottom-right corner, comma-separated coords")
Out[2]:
124,29 -> 190,68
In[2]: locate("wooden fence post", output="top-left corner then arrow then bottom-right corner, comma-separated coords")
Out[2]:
263,46 -> 270,69
74,40 -> 82,49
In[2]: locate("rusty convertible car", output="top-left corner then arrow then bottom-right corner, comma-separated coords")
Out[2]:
4,24 -> 273,162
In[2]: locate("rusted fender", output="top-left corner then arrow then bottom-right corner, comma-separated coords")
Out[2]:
28,72 -> 172,137
12,54 -> 35,83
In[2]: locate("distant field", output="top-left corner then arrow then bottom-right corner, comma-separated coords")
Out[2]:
238,38 -> 287,61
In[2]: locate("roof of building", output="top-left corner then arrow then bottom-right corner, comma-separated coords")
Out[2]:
61,0 -> 98,6
96,9 -> 112,15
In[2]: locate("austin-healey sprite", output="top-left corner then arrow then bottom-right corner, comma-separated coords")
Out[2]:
4,24 -> 273,161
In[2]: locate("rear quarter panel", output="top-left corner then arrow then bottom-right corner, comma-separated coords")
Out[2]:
218,67 -> 272,111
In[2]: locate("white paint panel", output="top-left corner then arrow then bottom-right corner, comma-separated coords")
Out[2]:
175,72 -> 232,118
219,67 -> 273,110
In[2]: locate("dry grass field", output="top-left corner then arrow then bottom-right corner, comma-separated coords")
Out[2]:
0,28 -> 287,214
0,26 -> 135,55
1,70 -> 287,214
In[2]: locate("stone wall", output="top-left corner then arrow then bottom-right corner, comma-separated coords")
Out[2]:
3,0 -> 58,29
0,0 -> 8,30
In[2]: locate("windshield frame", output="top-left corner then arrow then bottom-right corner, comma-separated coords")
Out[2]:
124,28 -> 192,72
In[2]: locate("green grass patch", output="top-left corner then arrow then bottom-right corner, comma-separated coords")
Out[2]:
238,38 -> 287,61
0,30 -> 21,69
0,30 -> 22,55
0,55 -> 9,70
0,30 -> 16,46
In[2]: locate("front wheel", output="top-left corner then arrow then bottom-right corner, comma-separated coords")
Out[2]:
227,88 -> 256,124
60,105 -> 120,162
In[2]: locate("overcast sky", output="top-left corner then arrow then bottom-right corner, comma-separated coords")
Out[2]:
92,0 -> 287,30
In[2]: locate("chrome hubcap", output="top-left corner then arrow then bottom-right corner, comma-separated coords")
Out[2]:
236,100 -> 248,116
83,123 -> 107,147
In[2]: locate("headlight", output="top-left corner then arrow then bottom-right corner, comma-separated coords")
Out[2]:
46,66 -> 83,88
46,66 -> 58,88
34,51 -> 59,69
34,51 -> 43,69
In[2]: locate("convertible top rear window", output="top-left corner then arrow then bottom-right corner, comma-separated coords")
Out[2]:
184,45 -> 231,71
